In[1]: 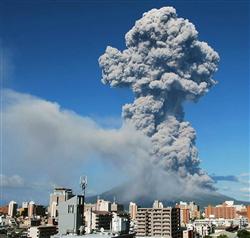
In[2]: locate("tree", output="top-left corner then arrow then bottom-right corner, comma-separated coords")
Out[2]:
237,229 -> 250,238
217,235 -> 228,238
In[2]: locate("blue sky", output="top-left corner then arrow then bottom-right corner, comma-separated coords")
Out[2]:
1,0 -> 249,204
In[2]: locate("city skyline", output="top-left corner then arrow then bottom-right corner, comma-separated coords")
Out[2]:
1,0 -> 249,204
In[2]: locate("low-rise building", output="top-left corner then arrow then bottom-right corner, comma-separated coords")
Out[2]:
28,225 -> 57,238
96,199 -> 111,212
111,212 -> 129,234
91,211 -> 112,232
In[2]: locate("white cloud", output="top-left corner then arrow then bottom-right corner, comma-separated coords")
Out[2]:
239,173 -> 250,177
0,174 -> 26,188
239,187 -> 250,193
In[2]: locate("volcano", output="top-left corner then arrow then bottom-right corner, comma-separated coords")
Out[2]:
86,182 -> 247,209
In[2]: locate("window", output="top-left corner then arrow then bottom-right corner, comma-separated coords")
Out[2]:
68,205 -> 74,213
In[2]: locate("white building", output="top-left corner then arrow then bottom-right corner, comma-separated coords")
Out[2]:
152,200 -> 164,209
96,199 -> 111,212
111,212 -> 129,234
28,201 -> 36,218
28,225 -> 57,238
22,202 -> 29,209
8,201 -> 17,217
50,201 -> 57,218
187,223 -> 212,237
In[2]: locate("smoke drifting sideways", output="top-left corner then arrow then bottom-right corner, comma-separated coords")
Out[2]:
99,7 -> 220,197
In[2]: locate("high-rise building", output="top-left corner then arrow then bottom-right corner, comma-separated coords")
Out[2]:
129,202 -> 137,221
136,205 -> 181,238
84,203 -> 96,234
246,206 -> 250,222
188,202 -> 200,220
175,201 -> 200,226
28,201 -> 36,218
49,188 -> 74,220
58,195 -> 84,235
8,201 -> 17,217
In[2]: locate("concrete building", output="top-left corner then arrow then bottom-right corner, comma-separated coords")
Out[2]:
84,203 -> 96,234
205,202 -> 236,219
91,211 -> 112,232
28,201 -> 36,218
191,217 -> 248,229
188,202 -> 200,220
18,207 -> 28,217
50,201 -> 57,218
49,188 -> 74,220
136,206 -> 181,238
58,195 -> 84,235
175,202 -> 190,226
22,202 -> 29,209
182,228 -> 194,238
153,200 -> 164,209
175,201 -> 200,226
8,201 -> 17,217
129,202 -> 137,221
247,206 -> 250,222
96,199 -> 111,212
28,225 -> 57,238
0,205 -> 9,215
111,213 -> 130,234
111,202 -> 124,213
52,233 -> 135,238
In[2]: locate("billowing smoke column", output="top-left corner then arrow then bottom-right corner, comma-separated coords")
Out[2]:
99,7 -> 219,189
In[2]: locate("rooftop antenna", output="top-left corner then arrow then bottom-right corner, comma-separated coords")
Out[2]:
80,176 -> 87,196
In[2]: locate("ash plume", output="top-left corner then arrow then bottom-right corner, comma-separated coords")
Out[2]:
99,7 -> 219,190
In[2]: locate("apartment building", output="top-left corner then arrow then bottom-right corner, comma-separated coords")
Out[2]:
205,203 -> 236,219
136,207 -> 181,238
129,202 -> 137,221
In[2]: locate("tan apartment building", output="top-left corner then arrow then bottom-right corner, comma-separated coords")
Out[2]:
136,207 -> 181,238
129,202 -> 138,220
205,203 -> 236,219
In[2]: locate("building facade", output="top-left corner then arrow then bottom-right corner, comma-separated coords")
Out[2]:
49,188 -> 74,220
58,195 -> 84,235
205,204 -> 236,219
136,207 -> 181,238
129,202 -> 137,221
247,206 -> 250,222
8,201 -> 17,217
28,225 -> 57,238
96,199 -> 111,212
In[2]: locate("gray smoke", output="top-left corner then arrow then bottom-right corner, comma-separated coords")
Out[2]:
99,7 -> 219,190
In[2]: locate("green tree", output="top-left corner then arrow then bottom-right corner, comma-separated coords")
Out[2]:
217,235 -> 228,238
237,229 -> 250,238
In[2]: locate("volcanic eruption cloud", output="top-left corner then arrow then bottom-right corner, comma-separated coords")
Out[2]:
99,7 -> 219,198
